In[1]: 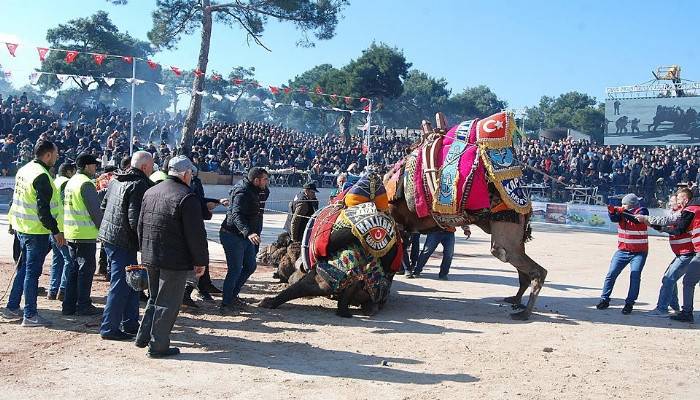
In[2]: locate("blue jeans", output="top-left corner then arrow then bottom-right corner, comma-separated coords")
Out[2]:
6,233 -> 50,318
220,230 -> 258,305
600,250 -> 648,305
100,243 -> 140,336
656,254 -> 693,311
49,235 -> 71,296
401,233 -> 421,272
62,242 -> 97,314
413,231 -> 455,277
681,255 -> 700,313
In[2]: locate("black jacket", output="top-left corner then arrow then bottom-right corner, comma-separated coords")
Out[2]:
138,176 -> 209,270
98,168 -> 153,250
31,160 -> 61,235
283,191 -> 318,242
221,178 -> 269,237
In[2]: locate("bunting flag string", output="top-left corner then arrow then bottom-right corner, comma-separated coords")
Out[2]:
0,39 -> 373,103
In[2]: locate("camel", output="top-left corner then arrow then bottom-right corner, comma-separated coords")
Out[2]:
384,112 -> 548,320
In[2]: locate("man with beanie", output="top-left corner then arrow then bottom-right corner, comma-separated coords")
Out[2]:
597,193 -> 649,314
47,162 -> 76,301
136,155 -> 208,357
99,151 -> 154,341
62,153 -> 103,316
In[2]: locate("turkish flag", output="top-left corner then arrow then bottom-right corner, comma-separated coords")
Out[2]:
269,86 -> 280,95
147,59 -> 158,70
211,74 -> 221,81
64,51 -> 79,64
283,87 -> 291,94
5,43 -> 18,57
122,56 -> 133,64
170,66 -> 182,76
344,96 -> 352,104
330,94 -> 338,101
93,54 -> 106,65
315,86 -> 323,95
233,78 -> 243,85
193,68 -> 205,77
360,97 -> 369,103
299,86 -> 307,94
37,47 -> 49,61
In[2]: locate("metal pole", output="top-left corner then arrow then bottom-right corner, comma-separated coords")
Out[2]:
129,58 -> 136,155
365,99 -> 372,166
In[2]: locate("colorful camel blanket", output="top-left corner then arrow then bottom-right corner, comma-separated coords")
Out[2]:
476,112 -> 531,214
338,202 -> 398,259
343,172 -> 389,211
315,245 -> 390,303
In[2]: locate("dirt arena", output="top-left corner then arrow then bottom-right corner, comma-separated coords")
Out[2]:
0,212 -> 698,399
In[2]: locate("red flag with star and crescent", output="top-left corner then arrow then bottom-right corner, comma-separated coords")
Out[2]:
64,51 -> 79,64
37,48 -> 49,61
5,43 -> 18,57
93,54 -> 106,65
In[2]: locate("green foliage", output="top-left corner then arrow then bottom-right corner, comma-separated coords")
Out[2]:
448,85 -> 508,121
380,70 -> 450,127
525,91 -> 604,139
342,42 -> 411,104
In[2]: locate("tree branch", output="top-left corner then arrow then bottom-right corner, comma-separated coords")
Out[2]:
221,9 -> 271,51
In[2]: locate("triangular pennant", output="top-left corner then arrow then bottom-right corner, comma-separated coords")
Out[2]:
93,53 -> 106,65
363,104 -> 370,112
155,83 -> 166,95
211,74 -> 221,81
275,103 -> 284,109
29,72 -> 42,85
344,96 -> 352,104
64,50 -> 78,64
37,47 -> 49,62
134,79 -> 145,85
170,66 -> 182,76
263,99 -> 273,108
291,100 -> 299,108
103,77 -> 116,87
147,59 -> 158,70
193,68 -> 205,78
269,86 -> 280,95
212,93 -> 223,101
3,71 -> 11,78
330,94 -> 338,101
305,100 -> 314,108
5,43 -> 18,57
80,76 -> 95,85
315,86 -> 323,95
56,74 -> 70,84
195,90 -> 208,96
122,56 -> 133,64
360,97 -> 369,103
299,85 -> 308,94
224,94 -> 237,101
283,87 -> 291,94
125,78 -> 134,84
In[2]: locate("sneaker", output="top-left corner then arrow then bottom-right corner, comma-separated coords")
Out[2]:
182,296 -> 199,308
0,307 -> 22,320
219,303 -> 238,315
21,314 -> 52,327
622,303 -> 633,315
205,284 -> 222,295
647,309 -> 670,317
76,305 -> 102,316
147,347 -> 180,358
670,311 -> 695,323
101,331 -> 135,341
198,292 -> 215,303
438,275 -> 448,281
407,272 -> 420,279
47,292 -> 57,300
596,300 -> 610,310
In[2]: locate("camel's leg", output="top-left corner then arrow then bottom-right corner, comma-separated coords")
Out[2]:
489,220 -> 548,320
259,270 -> 332,309
503,271 -> 530,306
336,281 -> 362,318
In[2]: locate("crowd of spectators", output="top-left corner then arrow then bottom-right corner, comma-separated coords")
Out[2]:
0,92 -> 697,206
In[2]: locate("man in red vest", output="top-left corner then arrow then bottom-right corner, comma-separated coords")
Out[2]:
597,193 -> 649,314
635,188 -> 696,316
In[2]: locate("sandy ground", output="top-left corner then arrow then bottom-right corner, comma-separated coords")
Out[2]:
0,211 -> 699,400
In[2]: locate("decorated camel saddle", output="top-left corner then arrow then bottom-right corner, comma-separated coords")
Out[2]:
300,172 -> 402,303
385,111 -> 531,227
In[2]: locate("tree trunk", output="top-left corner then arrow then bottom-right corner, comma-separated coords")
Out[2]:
179,0 -> 212,154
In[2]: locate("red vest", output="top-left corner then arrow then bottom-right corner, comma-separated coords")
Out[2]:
685,205 -> 700,252
616,207 -> 648,252
669,205 -> 697,255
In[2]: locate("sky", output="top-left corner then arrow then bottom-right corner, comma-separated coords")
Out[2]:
0,0 -> 698,109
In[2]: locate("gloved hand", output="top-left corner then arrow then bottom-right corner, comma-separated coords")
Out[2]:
607,205 -> 616,214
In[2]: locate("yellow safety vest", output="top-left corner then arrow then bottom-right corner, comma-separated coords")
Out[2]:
63,173 -> 99,240
150,170 -> 168,183
10,161 -> 63,234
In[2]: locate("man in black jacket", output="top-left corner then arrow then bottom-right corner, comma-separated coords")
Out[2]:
98,151 -> 154,341
136,156 -> 208,357
219,167 -> 270,313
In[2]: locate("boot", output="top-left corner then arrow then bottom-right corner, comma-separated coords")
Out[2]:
182,285 -> 199,308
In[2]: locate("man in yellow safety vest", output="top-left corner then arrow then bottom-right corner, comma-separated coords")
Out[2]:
62,153 -> 103,316
47,162 -> 76,301
2,140 -> 63,327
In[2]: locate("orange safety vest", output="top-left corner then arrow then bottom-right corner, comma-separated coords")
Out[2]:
615,207 -> 648,253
